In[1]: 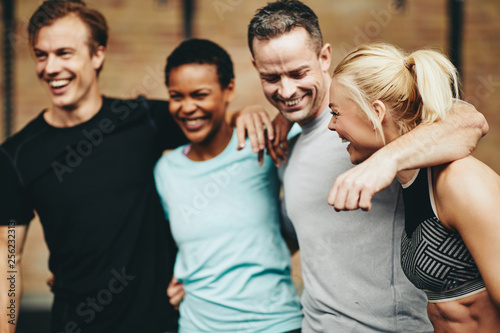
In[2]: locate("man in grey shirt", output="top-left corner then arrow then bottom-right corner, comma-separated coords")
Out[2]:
246,0 -> 487,331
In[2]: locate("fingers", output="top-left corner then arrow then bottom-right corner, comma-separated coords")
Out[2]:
328,177 -> 374,211
358,190 -> 373,211
167,276 -> 185,310
234,111 -> 272,153
266,139 -> 281,168
233,107 -> 289,166
327,182 -> 339,209
236,118 -> 247,151
47,275 -> 55,290
260,112 -> 274,141
251,113 -> 266,152
279,139 -> 289,157
168,288 -> 185,310
328,178 -> 351,211
272,144 -> 287,166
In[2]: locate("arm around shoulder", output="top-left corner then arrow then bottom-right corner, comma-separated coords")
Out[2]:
384,100 -> 488,172
327,101 -> 489,211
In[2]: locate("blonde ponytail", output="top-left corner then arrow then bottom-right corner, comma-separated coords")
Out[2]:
406,50 -> 460,124
333,43 -> 460,141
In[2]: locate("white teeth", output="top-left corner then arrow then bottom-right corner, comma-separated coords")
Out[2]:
50,79 -> 70,88
341,138 -> 349,143
184,119 -> 204,126
285,98 -> 301,106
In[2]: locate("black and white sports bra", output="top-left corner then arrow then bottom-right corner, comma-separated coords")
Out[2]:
400,167 -> 485,302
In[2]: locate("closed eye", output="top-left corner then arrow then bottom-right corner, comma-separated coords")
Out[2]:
329,104 -> 340,116
34,50 -> 47,61
290,70 -> 306,79
169,94 -> 183,101
261,75 -> 279,83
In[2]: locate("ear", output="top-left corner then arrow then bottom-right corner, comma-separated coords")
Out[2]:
251,56 -> 257,69
224,79 -> 236,103
92,45 -> 106,70
372,100 -> 387,126
319,43 -> 332,73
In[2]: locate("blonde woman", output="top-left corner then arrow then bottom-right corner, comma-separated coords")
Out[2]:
328,43 -> 500,332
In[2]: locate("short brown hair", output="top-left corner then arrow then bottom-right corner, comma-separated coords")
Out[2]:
248,0 -> 323,56
28,0 -> 108,56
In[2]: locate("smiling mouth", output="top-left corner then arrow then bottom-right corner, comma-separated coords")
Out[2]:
338,135 -> 350,144
282,97 -> 303,106
179,117 -> 209,130
184,118 -> 205,125
284,97 -> 302,106
48,79 -> 72,89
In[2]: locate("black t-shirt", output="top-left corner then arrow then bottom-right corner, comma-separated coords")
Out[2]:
0,96 -> 187,332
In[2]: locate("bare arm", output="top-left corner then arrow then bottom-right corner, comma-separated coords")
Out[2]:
0,224 -> 27,333
434,157 -> 500,309
328,101 -> 488,211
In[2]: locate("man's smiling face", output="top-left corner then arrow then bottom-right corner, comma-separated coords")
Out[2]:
33,14 -> 104,112
251,27 -> 331,126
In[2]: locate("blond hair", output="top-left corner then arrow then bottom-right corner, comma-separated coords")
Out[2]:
333,43 -> 460,143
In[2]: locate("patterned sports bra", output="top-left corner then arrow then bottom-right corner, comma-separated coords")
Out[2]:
400,167 -> 485,302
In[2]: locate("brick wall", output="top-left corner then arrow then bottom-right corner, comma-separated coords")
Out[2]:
2,0 -> 499,307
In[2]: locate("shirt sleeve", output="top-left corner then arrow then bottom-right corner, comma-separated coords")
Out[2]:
153,158 -> 170,220
146,99 -> 188,151
0,147 -> 34,226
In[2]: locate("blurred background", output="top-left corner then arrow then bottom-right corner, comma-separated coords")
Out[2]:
1,0 -> 499,331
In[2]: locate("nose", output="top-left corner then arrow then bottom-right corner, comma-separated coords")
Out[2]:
278,77 -> 296,100
328,114 -> 337,131
181,98 -> 197,114
45,54 -> 62,76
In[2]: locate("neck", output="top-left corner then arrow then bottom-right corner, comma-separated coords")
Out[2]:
188,122 -> 233,161
44,88 -> 103,128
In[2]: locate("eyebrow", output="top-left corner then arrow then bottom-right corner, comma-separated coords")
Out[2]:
289,65 -> 309,73
33,47 -> 75,53
169,87 -> 213,94
260,64 -> 309,76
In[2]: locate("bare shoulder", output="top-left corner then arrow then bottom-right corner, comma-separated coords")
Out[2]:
433,156 -> 500,229
435,156 -> 500,190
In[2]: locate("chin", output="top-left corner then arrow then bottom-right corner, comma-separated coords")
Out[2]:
185,131 -> 210,145
280,110 -> 308,124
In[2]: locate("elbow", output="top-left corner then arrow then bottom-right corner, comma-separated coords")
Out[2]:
464,109 -> 489,155
480,117 -> 489,137
475,111 -> 489,137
